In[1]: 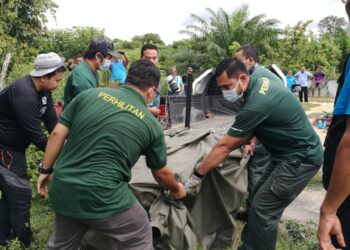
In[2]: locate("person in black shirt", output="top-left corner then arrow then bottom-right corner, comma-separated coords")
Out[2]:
182,66 -> 194,95
0,52 -> 65,247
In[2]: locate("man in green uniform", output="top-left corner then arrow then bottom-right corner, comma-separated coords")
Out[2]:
185,58 -> 323,250
37,60 -> 186,250
63,37 -> 120,108
234,45 -> 281,221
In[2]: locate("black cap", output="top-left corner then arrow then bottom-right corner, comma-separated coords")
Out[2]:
87,37 -> 121,58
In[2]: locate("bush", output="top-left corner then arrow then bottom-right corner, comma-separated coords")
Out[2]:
5,63 -> 34,86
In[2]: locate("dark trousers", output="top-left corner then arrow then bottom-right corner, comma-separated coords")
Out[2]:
239,160 -> 320,250
0,170 -> 32,247
247,142 -> 271,207
299,87 -> 308,102
47,202 -> 152,250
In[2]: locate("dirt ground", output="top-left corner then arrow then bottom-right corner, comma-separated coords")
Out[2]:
305,101 -> 334,145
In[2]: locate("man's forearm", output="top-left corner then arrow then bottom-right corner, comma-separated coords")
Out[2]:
42,123 -> 69,169
152,166 -> 179,192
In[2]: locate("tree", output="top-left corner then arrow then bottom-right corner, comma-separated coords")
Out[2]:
318,15 -> 347,36
42,27 -> 105,59
0,0 -> 58,59
180,5 -> 280,69
270,21 -> 341,77
182,5 -> 280,55
318,16 -> 350,72
131,33 -> 165,46
0,0 -> 58,84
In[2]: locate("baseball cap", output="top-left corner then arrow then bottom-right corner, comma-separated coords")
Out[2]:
30,52 -> 65,77
87,37 -> 121,58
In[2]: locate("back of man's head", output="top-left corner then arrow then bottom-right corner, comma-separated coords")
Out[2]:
126,60 -> 160,91
215,58 -> 249,78
236,44 -> 259,63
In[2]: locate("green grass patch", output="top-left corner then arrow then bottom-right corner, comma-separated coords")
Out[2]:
307,171 -> 323,189
277,220 -> 319,250
223,219 -> 319,250
2,198 -> 54,250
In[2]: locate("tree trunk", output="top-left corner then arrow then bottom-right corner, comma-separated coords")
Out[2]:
0,53 -> 11,90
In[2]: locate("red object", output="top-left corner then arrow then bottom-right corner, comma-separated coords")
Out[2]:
159,104 -> 167,116
54,101 -> 63,119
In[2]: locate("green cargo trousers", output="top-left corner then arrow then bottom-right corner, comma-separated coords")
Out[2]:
239,160 -> 321,250
247,141 -> 270,206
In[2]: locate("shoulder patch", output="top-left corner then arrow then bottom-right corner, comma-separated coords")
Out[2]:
259,77 -> 270,95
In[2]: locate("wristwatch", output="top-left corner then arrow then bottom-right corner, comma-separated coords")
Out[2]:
193,169 -> 204,179
38,162 -> 54,174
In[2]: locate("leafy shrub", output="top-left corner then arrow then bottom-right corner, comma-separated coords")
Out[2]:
5,63 -> 34,86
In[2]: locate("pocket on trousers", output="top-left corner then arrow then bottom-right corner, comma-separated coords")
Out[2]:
270,161 -> 304,200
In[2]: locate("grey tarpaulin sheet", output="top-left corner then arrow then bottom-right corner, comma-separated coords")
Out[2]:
82,128 -> 249,250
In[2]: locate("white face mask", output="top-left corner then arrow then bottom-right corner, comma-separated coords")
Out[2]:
222,80 -> 244,103
99,59 -> 112,71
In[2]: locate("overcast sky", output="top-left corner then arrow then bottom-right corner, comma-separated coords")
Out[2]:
47,0 -> 347,45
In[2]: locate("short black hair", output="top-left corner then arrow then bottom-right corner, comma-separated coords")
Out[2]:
215,58 -> 248,78
236,44 -> 259,63
43,66 -> 66,79
84,50 -> 98,59
125,59 -> 160,91
140,43 -> 159,57
75,53 -> 83,58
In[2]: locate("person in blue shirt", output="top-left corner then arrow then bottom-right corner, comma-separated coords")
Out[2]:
285,69 -> 297,91
319,55 -> 350,250
110,51 -> 129,85
318,2 -> 350,249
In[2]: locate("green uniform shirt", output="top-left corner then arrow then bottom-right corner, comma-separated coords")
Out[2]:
49,86 -> 167,219
63,61 -> 99,108
227,67 -> 323,163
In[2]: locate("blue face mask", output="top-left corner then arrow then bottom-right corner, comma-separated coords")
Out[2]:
99,59 -> 112,71
222,80 -> 243,102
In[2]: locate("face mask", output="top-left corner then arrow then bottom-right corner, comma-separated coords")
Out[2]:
222,80 -> 243,103
99,59 -> 112,71
147,99 -> 154,106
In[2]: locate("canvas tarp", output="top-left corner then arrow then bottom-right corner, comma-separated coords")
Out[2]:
82,128 -> 249,250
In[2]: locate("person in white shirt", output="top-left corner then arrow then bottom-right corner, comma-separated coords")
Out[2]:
294,66 -> 313,102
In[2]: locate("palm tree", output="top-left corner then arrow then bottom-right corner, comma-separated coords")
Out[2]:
181,5 -> 281,58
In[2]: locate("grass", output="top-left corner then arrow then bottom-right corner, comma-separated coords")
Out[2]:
216,219 -> 318,250
307,171 -> 323,189
0,197 -> 54,250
